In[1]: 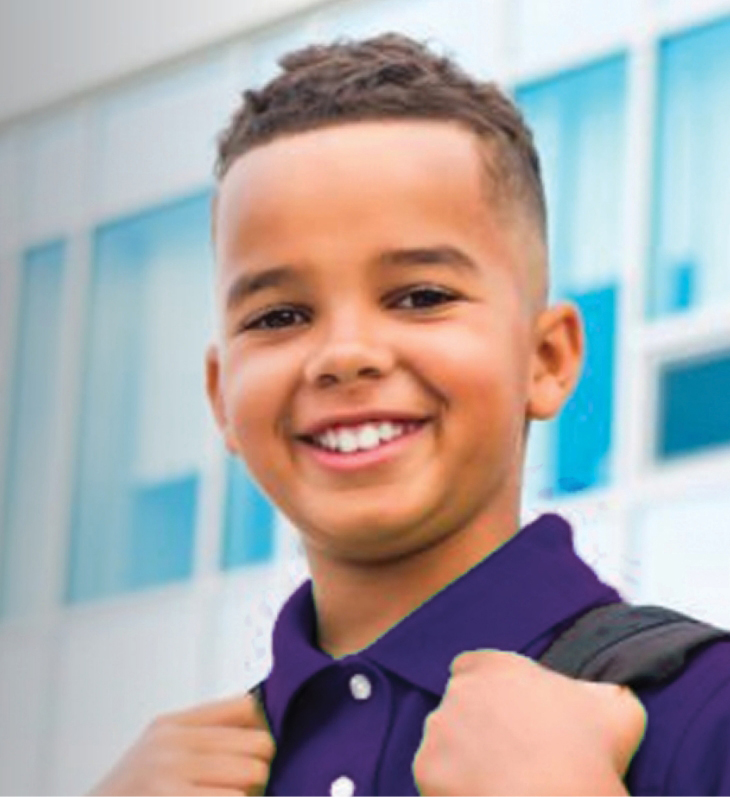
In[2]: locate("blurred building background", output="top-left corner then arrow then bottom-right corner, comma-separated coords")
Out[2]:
1,0 -> 730,792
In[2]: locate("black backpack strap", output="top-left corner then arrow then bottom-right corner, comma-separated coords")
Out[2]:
248,679 -> 266,706
539,603 -> 729,687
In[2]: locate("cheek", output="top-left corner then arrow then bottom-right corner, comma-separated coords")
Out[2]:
223,345 -> 294,445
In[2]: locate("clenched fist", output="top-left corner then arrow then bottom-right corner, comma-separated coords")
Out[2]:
414,650 -> 646,796
89,692 -> 275,796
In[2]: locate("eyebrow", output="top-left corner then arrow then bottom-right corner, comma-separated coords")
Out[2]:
225,245 -> 477,311
377,245 -> 478,273
225,265 -> 300,312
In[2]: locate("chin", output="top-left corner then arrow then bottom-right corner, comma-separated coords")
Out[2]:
302,508 -> 440,564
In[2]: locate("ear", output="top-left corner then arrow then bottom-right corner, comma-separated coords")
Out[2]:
205,344 -> 239,455
526,301 -> 584,421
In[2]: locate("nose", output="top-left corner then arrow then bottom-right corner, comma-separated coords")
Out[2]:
303,317 -> 396,389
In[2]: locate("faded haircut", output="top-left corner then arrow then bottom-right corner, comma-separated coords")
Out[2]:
215,34 -> 546,238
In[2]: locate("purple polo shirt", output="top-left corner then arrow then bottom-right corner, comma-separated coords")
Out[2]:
260,513 -> 730,796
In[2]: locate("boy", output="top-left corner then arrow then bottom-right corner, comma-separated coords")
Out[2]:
92,34 -> 730,795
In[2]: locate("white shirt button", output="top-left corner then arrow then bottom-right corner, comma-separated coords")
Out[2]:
330,775 -> 355,797
349,673 -> 372,701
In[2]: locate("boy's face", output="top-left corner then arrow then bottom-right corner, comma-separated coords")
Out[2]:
209,121 -> 580,567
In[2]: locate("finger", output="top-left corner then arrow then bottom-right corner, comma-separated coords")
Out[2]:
168,693 -> 269,730
580,682 -> 647,772
180,726 -> 275,761
450,648 -> 540,677
189,788 -> 246,796
186,752 -> 271,792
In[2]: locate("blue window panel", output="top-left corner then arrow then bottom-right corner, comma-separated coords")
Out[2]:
67,192 -> 213,603
556,285 -> 617,495
1,241 -> 65,618
650,16 -> 730,318
657,350 -> 730,460
516,56 -> 628,297
221,457 -> 275,569
516,58 -> 626,496
126,475 -> 198,590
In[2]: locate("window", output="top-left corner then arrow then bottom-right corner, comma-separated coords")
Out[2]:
1,241 -> 66,618
656,348 -> 730,460
66,192 -> 213,603
516,58 -> 627,496
221,457 -> 275,569
516,56 -> 628,496
650,16 -> 730,318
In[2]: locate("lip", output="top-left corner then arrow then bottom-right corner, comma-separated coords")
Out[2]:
298,419 -> 429,472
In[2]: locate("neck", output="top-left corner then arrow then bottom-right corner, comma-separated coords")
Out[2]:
308,502 -> 521,659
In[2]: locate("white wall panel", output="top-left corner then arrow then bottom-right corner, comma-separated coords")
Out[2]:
0,628 -> 49,794
630,490 -> 730,626
202,570 -> 280,699
94,56 -> 231,217
514,0 -> 639,75
319,0 -> 505,78
0,0 -> 322,125
47,593 -> 203,795
0,132 -> 20,255
22,111 -> 86,243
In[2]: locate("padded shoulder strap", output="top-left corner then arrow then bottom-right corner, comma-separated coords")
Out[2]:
539,603 -> 728,687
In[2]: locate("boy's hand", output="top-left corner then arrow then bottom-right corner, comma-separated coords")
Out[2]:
88,692 -> 275,796
414,650 -> 646,796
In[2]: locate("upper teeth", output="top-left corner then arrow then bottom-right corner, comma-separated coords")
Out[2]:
315,421 -> 411,453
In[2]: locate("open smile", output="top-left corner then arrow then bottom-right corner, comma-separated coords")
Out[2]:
298,418 -> 430,471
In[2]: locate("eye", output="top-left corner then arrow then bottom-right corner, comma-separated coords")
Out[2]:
240,305 -> 310,332
392,285 -> 459,310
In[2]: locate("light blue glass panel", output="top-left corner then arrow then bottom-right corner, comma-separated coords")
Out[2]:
67,192 -> 213,603
657,349 -> 730,460
221,457 -> 275,569
516,57 -> 627,496
558,285 -> 617,492
1,241 -> 65,618
650,16 -> 730,318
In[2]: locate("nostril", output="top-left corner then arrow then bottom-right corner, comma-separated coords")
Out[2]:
359,366 -> 382,380
316,372 -> 339,388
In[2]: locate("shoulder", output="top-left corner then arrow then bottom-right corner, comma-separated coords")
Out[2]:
627,639 -> 730,795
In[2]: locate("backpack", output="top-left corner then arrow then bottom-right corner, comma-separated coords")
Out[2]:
538,602 -> 729,686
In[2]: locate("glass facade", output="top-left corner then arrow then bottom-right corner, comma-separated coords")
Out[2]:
650,16 -> 730,317
3,3 -> 730,794
0,241 -> 66,617
221,457 -> 275,569
66,193 -> 214,602
657,349 -> 730,460
516,56 -> 628,496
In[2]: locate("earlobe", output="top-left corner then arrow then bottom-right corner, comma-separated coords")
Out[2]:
526,302 -> 584,421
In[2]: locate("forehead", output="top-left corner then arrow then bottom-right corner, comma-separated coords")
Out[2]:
213,120 -> 541,306
215,120 -> 493,239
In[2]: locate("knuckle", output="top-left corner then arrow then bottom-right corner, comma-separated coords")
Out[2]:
256,731 -> 276,760
245,757 -> 271,788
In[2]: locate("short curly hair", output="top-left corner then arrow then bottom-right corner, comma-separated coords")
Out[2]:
216,31 -> 546,251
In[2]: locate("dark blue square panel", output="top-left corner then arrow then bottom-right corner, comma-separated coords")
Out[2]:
657,349 -> 730,460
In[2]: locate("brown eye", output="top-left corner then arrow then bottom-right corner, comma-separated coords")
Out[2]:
243,306 -> 309,331
395,287 -> 457,309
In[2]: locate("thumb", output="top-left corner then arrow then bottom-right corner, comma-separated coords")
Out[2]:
580,682 -> 647,774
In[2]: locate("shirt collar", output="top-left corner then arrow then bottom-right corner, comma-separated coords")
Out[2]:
264,513 -> 621,737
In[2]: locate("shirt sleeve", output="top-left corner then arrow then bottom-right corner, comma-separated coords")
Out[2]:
663,672 -> 730,795
626,640 -> 730,796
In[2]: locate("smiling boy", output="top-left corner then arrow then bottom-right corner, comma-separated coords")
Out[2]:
92,33 -> 730,796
